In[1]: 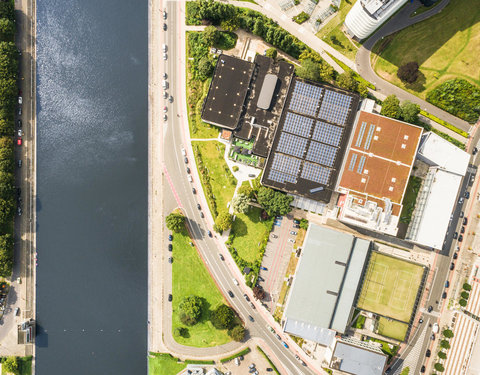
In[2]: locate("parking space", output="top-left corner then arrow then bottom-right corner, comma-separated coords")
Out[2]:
258,214 -> 298,312
221,346 -> 275,375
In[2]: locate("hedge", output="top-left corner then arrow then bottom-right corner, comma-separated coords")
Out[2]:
220,347 -> 251,363
256,346 -> 280,374
192,144 -> 218,218
184,359 -> 215,365
420,110 -> 469,138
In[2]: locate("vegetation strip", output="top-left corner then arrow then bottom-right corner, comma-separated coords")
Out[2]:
220,347 -> 251,363
420,110 -> 469,138
256,346 -> 281,375
326,52 -> 375,89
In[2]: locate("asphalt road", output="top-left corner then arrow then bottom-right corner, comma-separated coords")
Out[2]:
159,3 -> 315,374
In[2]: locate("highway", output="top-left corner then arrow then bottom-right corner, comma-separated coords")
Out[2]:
157,2 -> 316,374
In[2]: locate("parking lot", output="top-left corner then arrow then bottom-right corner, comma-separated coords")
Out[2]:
258,214 -> 299,312
221,346 -> 275,374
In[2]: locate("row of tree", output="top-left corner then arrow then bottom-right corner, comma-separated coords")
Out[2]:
0,1 -> 18,278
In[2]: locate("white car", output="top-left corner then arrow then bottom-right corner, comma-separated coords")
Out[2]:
163,10 -> 167,19
17,129 -> 23,136
163,53 -> 167,60
181,148 -> 186,157
163,114 -> 167,122
233,278 -> 239,286
18,96 -> 22,105
432,323 -> 439,333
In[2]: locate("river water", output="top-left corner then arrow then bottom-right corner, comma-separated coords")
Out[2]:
35,0 -> 148,373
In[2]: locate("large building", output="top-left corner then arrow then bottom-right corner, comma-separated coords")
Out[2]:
337,108 -> 423,235
406,132 -> 470,249
345,0 -> 408,40
282,224 -> 370,346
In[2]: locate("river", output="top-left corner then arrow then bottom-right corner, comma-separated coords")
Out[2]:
35,0 -> 148,373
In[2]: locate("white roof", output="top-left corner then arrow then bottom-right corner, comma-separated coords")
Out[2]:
409,168 -> 462,249
418,132 -> 470,176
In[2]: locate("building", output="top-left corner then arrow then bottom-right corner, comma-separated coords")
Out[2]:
345,0 -> 409,40
406,132 -> 470,249
328,338 -> 388,375
337,108 -> 423,235
283,224 -> 370,346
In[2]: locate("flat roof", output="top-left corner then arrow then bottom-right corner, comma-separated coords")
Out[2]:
262,79 -> 360,202
339,111 -> 423,204
332,341 -> 387,375
407,168 -> 462,249
418,132 -> 470,176
283,225 -> 369,339
257,74 -> 278,110
201,54 -> 254,129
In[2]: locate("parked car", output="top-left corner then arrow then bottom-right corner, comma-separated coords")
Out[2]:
169,95 -> 173,103
459,197 -> 464,205
163,23 -> 167,31
260,266 -> 268,271
432,323 -> 439,333
275,334 -> 281,340
290,231 -> 297,235
453,252 -> 458,260
461,226 -> 465,234
463,217 -> 468,226
431,334 -> 435,340
163,114 -> 167,122
17,207 -> 21,216
233,278 -> 239,286
184,157 -> 188,164
257,276 -> 264,282
426,349 -> 431,357
453,232 -> 458,239
420,365 -> 426,373
288,239 -> 295,243
266,369 -> 273,372
168,234 -> 173,241
465,191 -> 470,199
442,292 -> 447,299
445,281 -> 450,288
228,290 -> 234,298
450,262 -> 455,270
271,234 -> 278,239
18,96 -> 22,104
200,212 -> 204,218
219,254 -> 224,261
459,234 -> 463,242
163,53 -> 167,60
197,203 -> 201,210
17,119 -> 21,128
17,107 -> 21,116
17,138 -> 22,146
163,91 -> 168,99
473,147 -> 478,155
427,305 -> 433,312
250,302 -> 255,309
163,9 -> 167,19
293,219 -> 300,224
207,230 -> 212,237
248,315 -> 254,322
168,294 -> 172,302
168,257 -> 173,264
18,160 -> 22,168
192,188 -> 196,194
282,341 -> 289,348
17,129 -> 23,136
14,307 -> 19,316
168,244 -> 172,251
186,167 -> 190,174
243,294 -> 250,302
460,211 -> 464,218
163,72 -> 167,79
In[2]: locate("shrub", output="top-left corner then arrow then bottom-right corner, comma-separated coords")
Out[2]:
229,324 -> 246,341
443,329 -> 454,338
438,351 -> 447,359
257,346 -> 281,374
299,219 -> 309,230
461,291 -> 470,299
397,62 -> 419,83
265,47 -> 277,59
220,347 -> 251,363
232,165 -> 239,172
464,283 -> 472,291
2,356 -> 18,374
459,298 -> 467,307
293,12 -> 310,24
440,340 -> 450,349
434,363 -> 445,372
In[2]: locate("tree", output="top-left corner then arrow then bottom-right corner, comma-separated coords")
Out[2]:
434,363 -> 445,372
232,193 -> 250,213
463,283 -> 472,291
438,351 -> 447,359
166,211 -> 185,232
0,171 -> 14,197
198,56 -> 214,81
381,95 -> 401,119
202,25 -> 219,47
0,198 -> 13,223
0,118 -> 13,135
2,356 -> 19,374
174,327 -> 188,337
397,61 -> 419,84
237,184 -> 254,199
179,295 -> 203,326
440,340 -> 450,349
0,19 -> 14,41
265,47 -> 277,59
296,59 -> 320,82
357,82 -> 369,98
252,285 -> 265,300
336,70 -> 358,91
257,187 -> 293,216
299,219 -> 309,230
461,291 -> 470,299
318,62 -> 334,82
229,324 -> 245,341
459,298 -> 467,307
443,329 -> 454,338
215,211 -> 233,231
400,101 -> 420,124
210,304 -> 235,329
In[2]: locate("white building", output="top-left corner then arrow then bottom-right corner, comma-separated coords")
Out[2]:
345,0 -> 408,40
406,132 -> 470,249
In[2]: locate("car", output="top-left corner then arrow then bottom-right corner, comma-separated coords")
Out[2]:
18,160 -> 22,168
163,72 -> 167,79
244,294 -> 250,302
18,96 -> 22,104
234,358 -> 240,366
290,231 -> 297,235
16,187 -> 21,197
163,106 -> 168,113
249,368 -> 256,374
192,188 -> 196,194
257,276 -> 264,282
459,234 -> 463,242
271,234 -> 278,239
426,349 -> 431,357
168,294 -> 172,302
197,203 -> 201,210
450,262 -> 455,270
200,212 -> 204,218
163,91 -> 168,99
288,239 -> 295,243
453,252 -> 458,260
168,234 -> 173,241
163,114 -> 167,121
249,364 -> 255,369
445,280 -> 450,288
275,334 -> 281,340
17,207 -> 21,216
266,369 -> 273,372
17,138 -> 22,146
168,257 -> 173,264
474,147 -> 479,155
260,266 -> 268,271
442,291 -> 447,299
16,277 -> 21,284
163,53 -> 167,60
17,107 -> 21,116
250,302 -> 255,309
427,305 -> 433,312
463,217 -> 468,226
465,191 -> 470,199
14,307 -> 19,316
217,49 -> 223,54
239,355 -> 244,361
460,211 -> 465,218
169,95 -> 173,103
233,278 -> 239,285
210,47 -> 217,54
453,232 -> 458,239
431,333 -> 435,340
470,175 -> 475,185
186,167 -> 190,174
419,318 -> 423,323
294,224 -> 300,229
459,197 -> 464,204
432,323 -> 439,333
163,23 -> 167,31
207,230 -> 212,237
184,157 -> 188,164
420,365 -> 426,373
461,226 -> 465,234
17,129 -> 23,136
228,290 -> 234,298
282,341 -> 289,348
187,175 -> 192,183
219,253 -> 224,261
276,216 -> 283,220
17,119 -> 21,128
168,244 -> 172,251
162,44 -> 167,53
248,174 -> 256,177
163,9 -> 167,19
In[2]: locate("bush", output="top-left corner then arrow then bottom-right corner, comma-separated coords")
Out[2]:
257,346 -> 281,374
419,110 -> 468,137
232,165 -> 239,172
438,351 -> 447,359
299,219 -> 308,230
426,78 -> 480,123
461,291 -> 470,299
464,283 -> 472,291
293,11 -> 310,24
174,327 -> 188,337
459,298 -> 467,307
440,340 -> 450,349
434,363 -> 445,372
220,347 -> 251,363
229,324 -> 246,341
443,329 -> 454,338
2,356 -> 19,374
397,62 -> 419,83
265,47 -> 277,59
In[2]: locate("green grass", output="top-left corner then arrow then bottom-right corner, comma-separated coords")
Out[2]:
354,314 -> 366,329
1,356 -> 33,375
316,0 -> 358,60
409,1 -> 441,18
420,110 -> 469,138
172,229 -> 232,347
377,316 -> 409,341
357,252 -> 424,322
149,353 -> 186,375
293,11 -> 310,25
400,176 -> 422,225
231,207 -> 273,263
327,52 -> 375,89
220,347 -> 251,363
372,0 -> 480,100
193,141 -> 237,215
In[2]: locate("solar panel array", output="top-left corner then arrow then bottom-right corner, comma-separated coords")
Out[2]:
301,162 -> 331,185
268,153 -> 301,184
318,89 -> 352,125
289,81 -> 323,117
277,133 -> 308,158
283,112 -> 314,138
306,141 -> 338,167
312,121 -> 343,147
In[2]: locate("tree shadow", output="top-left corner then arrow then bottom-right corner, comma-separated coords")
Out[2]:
404,70 -> 426,92
232,216 -> 248,237
199,297 -> 211,324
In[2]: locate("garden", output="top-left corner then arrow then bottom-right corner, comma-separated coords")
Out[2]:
229,138 -> 260,167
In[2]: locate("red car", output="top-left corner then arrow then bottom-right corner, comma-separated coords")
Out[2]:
17,138 -> 22,146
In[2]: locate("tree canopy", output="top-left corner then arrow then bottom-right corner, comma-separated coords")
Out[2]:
380,95 -> 401,119
257,187 -> 293,217
2,356 -> 18,374
232,193 -> 250,214
397,61 -> 419,84
228,324 -> 245,341
215,211 -> 233,231
265,47 -> 277,59
166,211 -> 186,233
400,101 -> 420,124
179,295 -> 203,326
210,304 -> 235,329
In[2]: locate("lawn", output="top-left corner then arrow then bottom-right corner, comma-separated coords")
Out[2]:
172,229 -> 232,347
1,356 -> 32,375
193,141 -> 237,216
400,176 -> 422,224
149,353 -> 186,375
372,0 -> 480,99
377,316 -> 409,341
316,0 -> 358,60
231,207 -> 273,263
357,252 -> 424,323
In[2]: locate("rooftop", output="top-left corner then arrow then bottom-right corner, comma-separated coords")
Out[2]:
331,340 -> 388,375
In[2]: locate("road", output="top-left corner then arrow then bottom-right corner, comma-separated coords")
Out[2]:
154,2 -> 317,374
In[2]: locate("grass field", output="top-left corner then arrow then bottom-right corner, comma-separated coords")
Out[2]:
400,176 -> 422,225
231,207 -> 273,263
372,0 -> 480,99
193,141 -> 237,215
357,252 -> 424,323
149,353 -> 186,375
172,229 -> 232,347
377,316 -> 409,341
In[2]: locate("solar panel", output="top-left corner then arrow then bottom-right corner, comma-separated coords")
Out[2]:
269,153 -> 301,183
357,155 -> 366,174
268,170 -> 297,184
301,162 -> 331,185
306,141 -> 338,167
277,133 -> 308,158
348,154 -> 357,171
312,121 -> 344,147
364,124 -> 376,150
283,112 -> 314,138
317,89 -> 353,125
289,81 -> 323,117
355,122 -> 367,147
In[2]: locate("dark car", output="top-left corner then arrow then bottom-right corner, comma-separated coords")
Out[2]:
420,365 -> 426,373
294,224 -> 300,229
442,292 -> 447,299
257,276 -> 264,282
450,262 -> 455,270
250,302 -> 255,309
453,232 -> 458,239
459,235 -> 463,242
453,252 -> 458,260
197,203 -> 201,210
219,253 -> 224,261
169,95 -> 173,103
431,333 -> 435,340
168,244 -> 173,251
200,212 -> 204,218
168,257 -> 173,264
168,294 -> 172,302
207,230 -> 212,237
17,119 -> 21,128
445,280 -> 450,288
184,157 -> 188,164
461,226 -> 465,234
248,315 -> 254,322
275,334 -> 281,340
474,147 -> 479,155
168,234 -> 173,241
186,167 -> 191,174
460,211 -> 465,218
426,349 -> 431,357
192,188 -> 196,194
293,219 -> 300,224
427,305 -> 433,313
244,294 -> 250,302
463,217 -> 468,226
266,369 -> 273,372
228,290 -> 234,298
465,191 -> 470,199
163,23 -> 167,31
